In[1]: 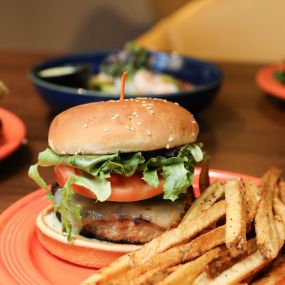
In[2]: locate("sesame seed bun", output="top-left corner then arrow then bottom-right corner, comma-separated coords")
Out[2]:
48,98 -> 199,155
36,206 -> 140,268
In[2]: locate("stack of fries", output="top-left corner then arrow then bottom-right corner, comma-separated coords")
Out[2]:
82,167 -> 285,285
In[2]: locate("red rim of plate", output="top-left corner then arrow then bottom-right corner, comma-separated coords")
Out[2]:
0,107 -> 26,160
0,169 -> 259,285
255,63 -> 285,100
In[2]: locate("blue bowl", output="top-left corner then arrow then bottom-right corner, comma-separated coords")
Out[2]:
29,51 -> 222,113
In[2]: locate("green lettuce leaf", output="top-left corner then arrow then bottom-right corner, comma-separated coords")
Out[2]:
54,176 -> 82,240
28,164 -> 53,201
162,163 -> 192,201
29,143 -> 204,237
142,170 -> 159,187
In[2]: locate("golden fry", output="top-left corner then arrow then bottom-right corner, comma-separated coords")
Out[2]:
181,181 -> 224,225
157,248 -> 220,285
274,197 -> 285,225
274,215 -> 285,249
109,225 -> 226,285
131,200 -> 226,265
250,255 -> 285,285
207,250 -> 268,285
131,266 -> 180,285
205,239 -> 257,279
192,272 -> 211,285
225,179 -> 247,257
242,178 -> 261,223
81,168 -> 284,285
255,167 -> 281,259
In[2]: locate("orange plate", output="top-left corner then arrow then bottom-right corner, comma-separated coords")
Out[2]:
255,63 -> 285,100
0,169 -> 259,285
0,107 -> 26,160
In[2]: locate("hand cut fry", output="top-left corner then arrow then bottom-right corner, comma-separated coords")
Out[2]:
274,197 -> 285,226
81,167 -> 285,285
192,272 -> 211,285
225,179 -> 247,257
242,178 -> 261,223
131,199 -> 226,265
181,181 -> 224,225
157,248 -> 220,285
205,238 -> 257,279
131,266 -> 180,285
274,215 -> 285,249
206,250 -> 268,285
250,255 -> 285,285
108,225 -> 226,285
255,167 -> 281,260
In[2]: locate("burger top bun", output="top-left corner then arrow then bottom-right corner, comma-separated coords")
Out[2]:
48,98 -> 199,155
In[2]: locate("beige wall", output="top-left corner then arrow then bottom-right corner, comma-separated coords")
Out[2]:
0,0 -> 153,52
0,0 -> 189,52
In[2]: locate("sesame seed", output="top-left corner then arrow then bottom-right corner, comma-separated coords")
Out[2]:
136,122 -> 142,126
133,112 -> 137,116
146,106 -> 152,110
130,126 -> 135,131
166,144 -> 170,149
142,103 -> 148,107
125,125 -> 131,130
84,123 -> 88,128
168,136 -> 174,142
174,102 -> 179,105
147,129 -> 152,136
103,128 -> 108,132
192,120 -> 196,123
127,115 -> 131,120
150,110 -> 155,114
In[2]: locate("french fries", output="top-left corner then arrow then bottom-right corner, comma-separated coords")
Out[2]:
205,239 -> 257,279
242,178 -> 261,223
81,167 -> 285,285
255,167 -> 282,259
206,250 -> 268,285
251,255 -> 285,284
225,179 -> 247,257
131,199 -> 226,265
107,225 -> 226,285
181,181 -> 224,224
157,248 -> 220,285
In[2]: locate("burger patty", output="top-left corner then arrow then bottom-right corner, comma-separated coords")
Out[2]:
52,184 -> 189,244
80,219 -> 165,244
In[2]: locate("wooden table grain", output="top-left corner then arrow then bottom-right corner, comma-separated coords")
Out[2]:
0,51 -> 285,212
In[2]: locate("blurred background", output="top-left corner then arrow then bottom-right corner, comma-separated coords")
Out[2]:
0,0 -> 187,52
1,0 -> 285,63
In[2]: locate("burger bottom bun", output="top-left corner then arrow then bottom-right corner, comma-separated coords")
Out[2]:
36,206 -> 140,268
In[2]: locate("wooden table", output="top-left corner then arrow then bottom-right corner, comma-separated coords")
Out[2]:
0,51 -> 285,213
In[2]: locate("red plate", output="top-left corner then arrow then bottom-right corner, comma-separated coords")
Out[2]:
0,169 -> 258,285
255,63 -> 285,100
0,107 -> 26,160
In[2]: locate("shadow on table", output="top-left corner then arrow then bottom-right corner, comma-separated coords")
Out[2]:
0,145 -> 33,182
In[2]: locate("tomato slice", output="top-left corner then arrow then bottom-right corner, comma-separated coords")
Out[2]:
54,165 -> 164,202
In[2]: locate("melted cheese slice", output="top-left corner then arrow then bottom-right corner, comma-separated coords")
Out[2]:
75,194 -> 186,229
